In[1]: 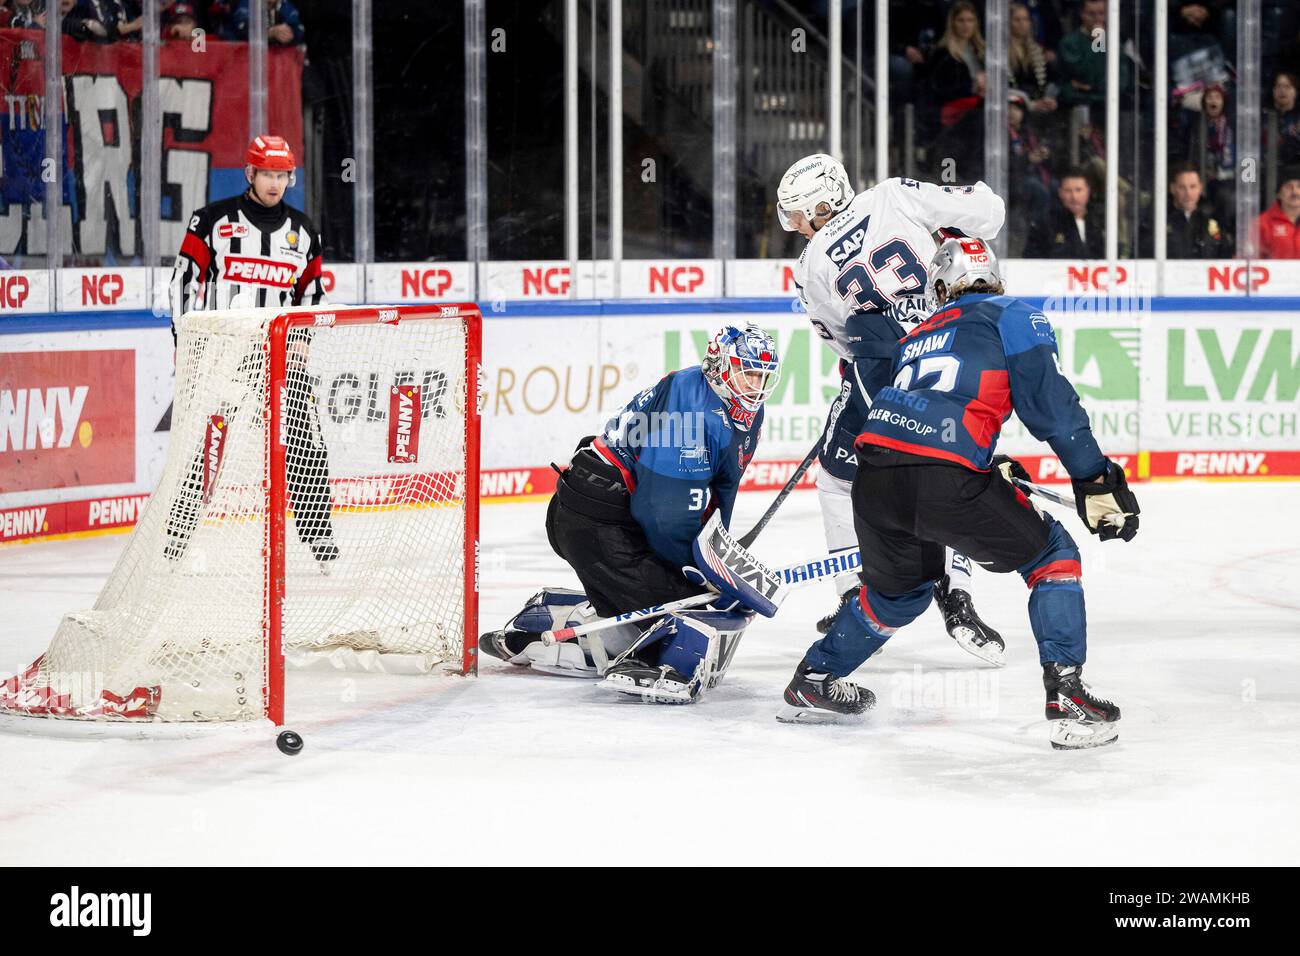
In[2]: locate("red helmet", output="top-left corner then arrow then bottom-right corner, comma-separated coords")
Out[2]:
245,135 -> 296,171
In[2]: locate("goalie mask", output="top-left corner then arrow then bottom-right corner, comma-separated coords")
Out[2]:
702,325 -> 781,430
776,153 -> 854,232
925,237 -> 1005,310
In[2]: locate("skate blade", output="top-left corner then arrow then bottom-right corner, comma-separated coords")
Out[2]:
1049,718 -> 1119,750
599,674 -> 695,704
949,626 -> 1006,667
531,663 -> 600,679
775,704 -> 865,725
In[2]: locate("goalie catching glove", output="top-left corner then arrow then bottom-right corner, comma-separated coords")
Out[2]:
1072,459 -> 1140,542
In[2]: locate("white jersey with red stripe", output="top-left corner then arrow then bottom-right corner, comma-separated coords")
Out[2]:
793,178 -> 1005,360
169,191 -> 326,335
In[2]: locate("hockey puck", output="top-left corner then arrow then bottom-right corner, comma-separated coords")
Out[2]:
276,730 -> 304,756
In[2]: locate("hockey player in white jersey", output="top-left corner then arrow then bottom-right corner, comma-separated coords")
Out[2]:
777,153 -> 1008,663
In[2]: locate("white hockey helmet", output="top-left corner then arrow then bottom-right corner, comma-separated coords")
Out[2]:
925,237 -> 1005,309
776,153 -> 854,232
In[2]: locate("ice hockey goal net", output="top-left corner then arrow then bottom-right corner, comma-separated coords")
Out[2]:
1,303 -> 481,724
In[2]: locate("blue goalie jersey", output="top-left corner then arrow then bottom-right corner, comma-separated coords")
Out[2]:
592,367 -> 761,568
855,293 -> 1107,479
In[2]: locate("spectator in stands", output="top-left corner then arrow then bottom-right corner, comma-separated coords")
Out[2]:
216,0 -> 303,45
164,1 -> 201,40
1195,82 -> 1237,212
928,1 -> 986,178
1016,0 -> 1065,57
888,0 -> 947,105
1010,2 -> 1062,156
1026,167 -> 1105,258
1167,164 -> 1230,258
1057,0 -> 1132,110
1008,89 -> 1053,249
1257,166 -> 1300,258
7,0 -> 43,29
1269,71 -> 1300,167
61,1 -> 142,42
1010,3 -> 1058,110
1170,1 -> 1232,106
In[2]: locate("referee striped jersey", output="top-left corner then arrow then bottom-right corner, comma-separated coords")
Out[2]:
169,191 -> 326,337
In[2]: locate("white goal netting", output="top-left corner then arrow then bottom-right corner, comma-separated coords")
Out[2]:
1,304 -> 479,722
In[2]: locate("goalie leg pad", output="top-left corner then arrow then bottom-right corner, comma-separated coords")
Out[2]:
524,639 -> 601,678
680,609 -> 752,689
600,614 -> 730,704
509,588 -> 594,634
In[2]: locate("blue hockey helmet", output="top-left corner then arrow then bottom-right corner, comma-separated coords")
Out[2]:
702,325 -> 781,429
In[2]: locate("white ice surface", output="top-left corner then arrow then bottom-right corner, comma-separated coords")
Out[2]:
1,482 -> 1297,866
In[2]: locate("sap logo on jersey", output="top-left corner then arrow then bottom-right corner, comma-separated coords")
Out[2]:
218,222 -> 250,239
80,273 -> 124,306
900,331 -> 953,364
223,257 -> 297,287
826,216 -> 872,265
0,274 -> 30,309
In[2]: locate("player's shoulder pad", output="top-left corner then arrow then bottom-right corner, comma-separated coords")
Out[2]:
995,296 -> 1058,357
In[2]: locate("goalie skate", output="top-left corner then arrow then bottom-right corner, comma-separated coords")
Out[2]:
600,661 -> 698,704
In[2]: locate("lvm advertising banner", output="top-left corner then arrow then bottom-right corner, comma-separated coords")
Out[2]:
1,302 -> 1296,544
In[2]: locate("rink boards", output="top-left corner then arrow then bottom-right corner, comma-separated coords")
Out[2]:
2,296 -> 1297,544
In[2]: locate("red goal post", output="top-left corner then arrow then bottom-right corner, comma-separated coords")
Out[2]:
265,303 -> 482,724
0,302 -> 481,727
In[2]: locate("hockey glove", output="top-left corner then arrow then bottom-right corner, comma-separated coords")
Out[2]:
1072,460 -> 1140,542
883,294 -> 931,328
683,565 -> 752,614
991,454 -> 1030,485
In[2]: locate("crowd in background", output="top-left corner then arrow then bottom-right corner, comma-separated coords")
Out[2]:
3,0 -> 1300,262
0,0 -> 305,44
887,0 -> 1300,258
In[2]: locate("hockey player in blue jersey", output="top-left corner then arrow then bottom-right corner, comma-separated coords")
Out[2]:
776,153 -> 1008,664
779,239 -> 1139,749
480,325 -> 781,704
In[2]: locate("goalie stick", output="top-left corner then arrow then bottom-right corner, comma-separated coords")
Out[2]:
736,367 -> 876,548
736,438 -> 820,548
540,542 -> 862,646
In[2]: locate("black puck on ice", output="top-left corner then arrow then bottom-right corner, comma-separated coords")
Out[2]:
276,730 -> 304,756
